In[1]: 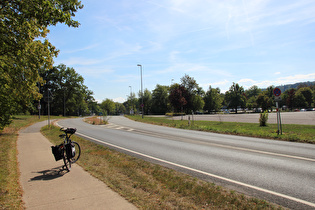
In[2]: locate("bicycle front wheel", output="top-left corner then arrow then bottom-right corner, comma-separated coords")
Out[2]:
63,149 -> 71,171
70,141 -> 81,163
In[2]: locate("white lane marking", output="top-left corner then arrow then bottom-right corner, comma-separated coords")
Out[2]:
106,124 -> 315,163
77,132 -> 315,208
205,142 -> 315,162
100,123 -> 315,163
102,123 -> 129,130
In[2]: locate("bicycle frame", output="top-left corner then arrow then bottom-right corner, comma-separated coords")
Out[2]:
57,127 -> 81,171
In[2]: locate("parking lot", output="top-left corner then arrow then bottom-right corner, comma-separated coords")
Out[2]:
173,111 -> 315,125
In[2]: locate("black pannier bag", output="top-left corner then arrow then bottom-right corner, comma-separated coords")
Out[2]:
65,143 -> 75,158
65,128 -> 76,134
51,144 -> 63,161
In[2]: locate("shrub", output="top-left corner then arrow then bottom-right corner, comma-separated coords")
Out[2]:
259,110 -> 269,126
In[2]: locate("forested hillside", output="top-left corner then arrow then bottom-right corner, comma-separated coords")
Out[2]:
276,81 -> 315,92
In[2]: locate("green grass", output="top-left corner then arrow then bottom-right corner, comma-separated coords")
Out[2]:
0,115 -> 44,209
126,115 -> 315,144
0,115 -> 66,209
41,125 -> 282,209
1,115 -> 285,209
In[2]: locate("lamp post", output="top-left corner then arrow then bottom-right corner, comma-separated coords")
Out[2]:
137,64 -> 144,118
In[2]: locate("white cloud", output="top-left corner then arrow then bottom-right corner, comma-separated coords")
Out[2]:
113,97 -> 126,103
202,79 -> 230,92
213,73 -> 315,91
253,73 -> 315,88
276,73 -> 315,84
238,78 -> 256,84
148,0 -> 315,46
48,0 -> 315,102
237,78 -> 257,90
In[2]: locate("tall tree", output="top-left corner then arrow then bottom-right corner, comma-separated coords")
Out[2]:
294,93 -> 307,108
296,87 -> 313,107
204,86 -> 223,113
191,95 -> 205,112
0,0 -> 83,130
151,85 -> 169,114
100,99 -> 116,115
225,83 -> 246,113
256,94 -> 272,111
245,86 -> 262,110
115,102 -> 126,115
256,86 -> 274,112
180,74 -> 204,112
126,92 -> 137,114
39,64 -> 94,116
265,86 -> 275,99
245,85 -> 262,99
169,84 -> 188,113
283,88 -> 296,111
142,89 -> 152,115
180,74 -> 199,95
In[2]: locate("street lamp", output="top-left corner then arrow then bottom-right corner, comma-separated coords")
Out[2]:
137,64 -> 144,118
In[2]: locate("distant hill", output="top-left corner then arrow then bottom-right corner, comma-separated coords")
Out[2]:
261,81 -> 315,92
275,81 -> 315,92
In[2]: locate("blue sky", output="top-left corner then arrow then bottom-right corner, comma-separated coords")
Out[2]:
47,0 -> 315,103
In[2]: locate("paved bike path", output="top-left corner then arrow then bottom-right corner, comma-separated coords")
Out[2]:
18,121 -> 137,210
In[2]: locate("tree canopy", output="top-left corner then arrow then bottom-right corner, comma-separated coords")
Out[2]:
100,99 -> 116,115
38,64 -> 94,116
225,83 -> 246,113
151,85 -> 169,114
204,86 -> 222,112
169,84 -> 188,113
0,0 -> 83,130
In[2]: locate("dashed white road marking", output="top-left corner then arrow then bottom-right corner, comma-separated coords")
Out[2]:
101,123 -> 134,131
103,123 -> 315,163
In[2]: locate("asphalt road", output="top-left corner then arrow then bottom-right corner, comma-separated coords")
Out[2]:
57,116 -> 315,209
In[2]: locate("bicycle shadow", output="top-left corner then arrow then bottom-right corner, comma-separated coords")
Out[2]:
29,166 -> 69,181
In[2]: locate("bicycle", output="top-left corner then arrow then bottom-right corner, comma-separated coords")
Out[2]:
51,127 -> 81,171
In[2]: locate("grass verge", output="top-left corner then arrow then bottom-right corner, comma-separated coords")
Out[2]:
126,115 -> 315,144
83,116 -> 108,125
42,125 -> 282,209
0,116 -> 47,209
0,115 -> 69,209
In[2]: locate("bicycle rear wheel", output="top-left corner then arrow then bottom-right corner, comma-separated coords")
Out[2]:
70,141 -> 81,163
63,149 -> 71,171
